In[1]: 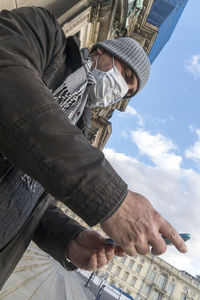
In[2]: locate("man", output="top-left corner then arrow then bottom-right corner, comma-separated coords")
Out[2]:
0,6 -> 187,289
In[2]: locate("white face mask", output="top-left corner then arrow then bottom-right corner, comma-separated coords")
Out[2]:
89,56 -> 128,108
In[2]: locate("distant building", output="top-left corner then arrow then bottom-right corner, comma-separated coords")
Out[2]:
88,0 -> 189,149
147,0 -> 189,63
100,253 -> 200,300
57,206 -> 200,300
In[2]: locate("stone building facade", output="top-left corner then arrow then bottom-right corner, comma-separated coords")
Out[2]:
103,253 -> 200,300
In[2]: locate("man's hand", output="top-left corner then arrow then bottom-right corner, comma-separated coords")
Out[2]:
67,229 -> 124,271
101,190 -> 187,256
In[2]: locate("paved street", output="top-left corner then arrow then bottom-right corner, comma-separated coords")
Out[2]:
0,244 -> 96,300
62,270 -> 96,300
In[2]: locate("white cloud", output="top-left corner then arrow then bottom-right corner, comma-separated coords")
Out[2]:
185,128 -> 200,166
185,54 -> 200,78
120,130 -> 129,139
131,129 -> 182,170
104,148 -> 138,164
103,147 -> 200,276
124,105 -> 137,116
189,125 -> 195,133
118,105 -> 144,127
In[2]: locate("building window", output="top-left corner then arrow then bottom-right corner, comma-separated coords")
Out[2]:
142,283 -> 151,295
151,290 -> 162,300
191,290 -> 196,297
157,273 -> 168,289
148,269 -> 157,282
167,282 -> 174,295
129,259 -> 134,269
147,0 -> 175,28
140,258 -> 145,264
167,279 -> 175,295
180,294 -> 187,300
136,264 -> 142,274
111,279 -> 116,286
107,262 -> 113,272
131,276 -> 137,287
115,266 -> 121,276
123,272 -> 129,281
121,256 -> 127,264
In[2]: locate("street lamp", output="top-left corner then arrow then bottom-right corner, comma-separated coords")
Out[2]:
84,270 -> 98,287
117,289 -> 122,300
95,284 -> 105,300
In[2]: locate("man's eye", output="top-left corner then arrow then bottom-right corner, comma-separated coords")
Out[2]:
126,89 -> 134,97
124,69 -> 128,81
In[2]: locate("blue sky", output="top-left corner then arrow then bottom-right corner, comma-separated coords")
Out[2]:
104,1 -> 200,276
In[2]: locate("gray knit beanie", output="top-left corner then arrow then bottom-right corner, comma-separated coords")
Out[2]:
92,37 -> 150,95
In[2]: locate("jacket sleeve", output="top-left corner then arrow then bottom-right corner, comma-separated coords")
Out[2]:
33,204 -> 85,268
0,7 -> 128,227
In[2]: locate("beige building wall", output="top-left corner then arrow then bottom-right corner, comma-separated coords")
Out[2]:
0,0 -> 17,11
63,206 -> 200,300
101,252 -> 200,300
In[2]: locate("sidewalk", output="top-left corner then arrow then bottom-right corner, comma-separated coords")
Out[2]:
0,244 -> 96,300
64,270 -> 96,300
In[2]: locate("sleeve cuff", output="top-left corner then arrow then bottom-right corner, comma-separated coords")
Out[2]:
66,160 -> 128,227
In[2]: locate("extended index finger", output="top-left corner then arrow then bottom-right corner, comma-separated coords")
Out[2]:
159,218 -> 187,253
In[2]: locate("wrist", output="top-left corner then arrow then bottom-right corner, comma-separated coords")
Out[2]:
64,228 -> 86,271
64,257 -> 78,271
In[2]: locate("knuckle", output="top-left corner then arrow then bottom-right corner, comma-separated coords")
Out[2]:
152,244 -> 167,256
141,247 -> 149,255
144,223 -> 154,236
124,242 -> 136,256
129,249 -> 137,256
153,210 -> 162,223
150,231 -> 158,240
169,230 -> 177,241
135,242 -> 150,255
125,239 -> 133,250
158,244 -> 167,255
107,255 -> 114,263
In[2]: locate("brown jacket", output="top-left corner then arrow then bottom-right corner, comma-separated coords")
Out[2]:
0,6 -> 127,288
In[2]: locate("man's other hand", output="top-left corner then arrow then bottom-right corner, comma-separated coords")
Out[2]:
101,190 -> 187,256
67,229 -> 124,271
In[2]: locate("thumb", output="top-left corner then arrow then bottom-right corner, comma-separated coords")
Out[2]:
87,230 -> 106,246
77,229 -> 105,248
